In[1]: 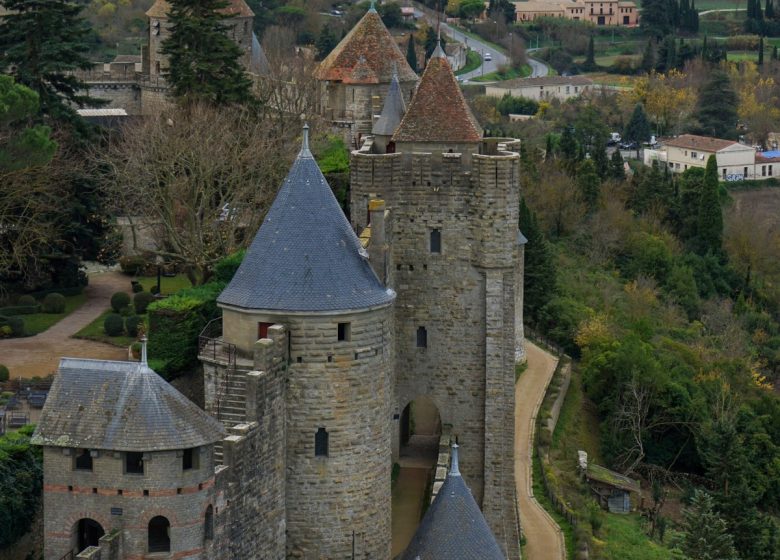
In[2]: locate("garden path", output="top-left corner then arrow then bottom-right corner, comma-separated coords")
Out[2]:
0,272 -> 129,379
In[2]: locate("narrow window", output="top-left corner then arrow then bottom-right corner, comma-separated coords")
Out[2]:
770,165 -> 773,176
183,448 -> 198,471
148,516 -> 171,553
763,165 -> 767,177
125,452 -> 144,474
204,505 -> 214,542
430,229 -> 441,254
337,322 -> 351,342
722,168 -> 727,179
75,449 -> 93,471
315,428 -> 329,457
257,322 -> 273,340
744,166 -> 749,178
416,326 -> 427,348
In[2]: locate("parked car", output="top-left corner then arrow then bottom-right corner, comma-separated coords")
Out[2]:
484,52 -> 492,61
619,141 -> 638,150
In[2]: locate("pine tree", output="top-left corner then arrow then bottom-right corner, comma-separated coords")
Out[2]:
759,35 -> 765,65
641,0 -> 673,37
0,0 -> 105,126
577,159 -> 601,211
161,0 -> 253,105
406,34 -> 418,73
316,25 -> 337,61
641,39 -> 656,73
695,70 -> 738,138
624,103 -> 651,158
584,35 -> 596,69
610,149 -> 625,180
518,198 -> 557,324
680,490 -> 738,560
696,155 -> 723,255
767,0 -> 775,18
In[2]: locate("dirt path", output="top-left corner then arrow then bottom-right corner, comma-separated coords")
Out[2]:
515,341 -> 566,560
0,272 -> 130,379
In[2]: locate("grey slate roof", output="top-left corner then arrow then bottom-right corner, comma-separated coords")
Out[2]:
402,445 -> 506,560
250,32 -> 271,76
372,71 -> 406,136
31,358 -> 226,452
218,126 -> 395,312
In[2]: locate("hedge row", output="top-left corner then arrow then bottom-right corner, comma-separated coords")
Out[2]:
0,425 -> 43,549
0,305 -> 40,316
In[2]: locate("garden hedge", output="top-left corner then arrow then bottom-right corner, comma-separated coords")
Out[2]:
0,305 -> 39,316
0,426 -> 43,549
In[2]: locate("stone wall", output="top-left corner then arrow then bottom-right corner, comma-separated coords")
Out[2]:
350,142 -> 522,559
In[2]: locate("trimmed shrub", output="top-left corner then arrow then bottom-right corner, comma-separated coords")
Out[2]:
119,255 -> 148,276
213,250 -> 246,283
131,281 -> 144,294
4,317 -> 25,336
119,305 -> 134,317
104,313 -> 125,336
0,365 -> 8,382
110,292 -> 131,313
42,293 -> 66,314
134,291 -> 155,315
17,295 -> 36,307
125,316 -> 143,337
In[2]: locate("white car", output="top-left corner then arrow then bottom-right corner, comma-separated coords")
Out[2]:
484,52 -> 492,61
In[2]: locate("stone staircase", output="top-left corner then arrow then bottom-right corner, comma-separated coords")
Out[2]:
212,367 -> 249,465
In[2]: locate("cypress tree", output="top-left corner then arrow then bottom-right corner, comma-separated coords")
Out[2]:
161,0 -> 253,105
577,158 -> 601,211
406,34 -> 418,73
696,155 -> 723,255
757,0 -> 764,19
773,45 -> 779,60
767,0 -> 775,18
758,35 -> 765,65
518,198 -> 557,324
592,144 -> 609,180
641,39 -> 656,72
585,35 -> 596,69
559,126 -> 579,175
625,103 -> 651,158
545,134 -> 554,159
316,25 -> 337,61
702,34 -> 709,60
610,149 -> 626,180
748,0 -> 755,19
0,0 -> 105,126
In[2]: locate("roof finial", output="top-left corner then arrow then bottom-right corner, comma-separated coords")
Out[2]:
300,123 -> 312,158
140,334 -> 148,366
431,27 -> 446,59
369,0 -> 377,12
450,442 -> 461,477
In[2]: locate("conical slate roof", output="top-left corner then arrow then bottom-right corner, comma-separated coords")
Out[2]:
402,445 -> 505,560
218,126 -> 395,312
392,44 -> 482,144
314,9 -> 417,83
372,70 -> 406,136
32,357 -> 226,452
250,31 -> 271,76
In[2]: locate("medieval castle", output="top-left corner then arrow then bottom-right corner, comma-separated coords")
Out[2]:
32,5 -> 526,559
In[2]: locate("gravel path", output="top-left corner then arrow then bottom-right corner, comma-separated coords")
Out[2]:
0,272 -> 131,379
515,341 -> 566,560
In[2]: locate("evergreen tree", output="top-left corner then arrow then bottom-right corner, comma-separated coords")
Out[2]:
773,45 -> 779,60
0,0 -> 104,126
748,0 -> 755,19
424,26 -> 446,59
584,35 -> 596,69
316,24 -> 338,61
674,167 -> 705,243
641,39 -> 656,73
406,34 -> 418,73
701,34 -> 709,60
767,0 -> 775,19
609,148 -> 625,180
696,155 -> 723,255
161,0 -> 253,105
679,490 -> 738,560
695,70 -> 738,138
559,126 -> 578,166
624,104 -> 651,159
759,35 -> 765,65
577,159 -> 601,211
545,134 -> 555,160
592,144 -> 609,180
641,0 -> 673,37
518,198 -> 557,324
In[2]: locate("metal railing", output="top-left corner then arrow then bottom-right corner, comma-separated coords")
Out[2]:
198,318 -> 236,367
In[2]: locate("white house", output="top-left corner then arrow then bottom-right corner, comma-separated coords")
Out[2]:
484,76 -> 594,102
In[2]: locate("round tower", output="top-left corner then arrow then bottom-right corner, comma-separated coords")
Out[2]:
217,126 -> 396,558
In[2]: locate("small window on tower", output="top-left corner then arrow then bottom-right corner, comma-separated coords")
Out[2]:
315,428 -> 329,457
416,326 -> 428,348
430,229 -> 441,254
337,322 -> 351,342
125,452 -> 144,475
75,449 -> 93,471
183,447 -> 199,471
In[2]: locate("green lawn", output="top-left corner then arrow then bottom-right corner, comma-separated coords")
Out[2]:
455,49 -> 482,76
470,64 -> 532,82
137,273 -> 192,295
22,293 -> 87,336
595,514 -> 678,560
74,309 -> 144,348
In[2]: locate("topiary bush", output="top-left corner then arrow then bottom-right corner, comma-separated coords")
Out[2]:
4,316 -> 25,337
104,313 -> 125,337
42,293 -> 66,313
125,315 -> 142,337
131,281 -> 144,294
134,291 -> 155,315
110,292 -> 131,313
17,295 -> 36,307
0,364 -> 8,382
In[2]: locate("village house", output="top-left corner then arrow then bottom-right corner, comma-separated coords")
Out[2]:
484,75 -> 594,101
513,0 -> 638,26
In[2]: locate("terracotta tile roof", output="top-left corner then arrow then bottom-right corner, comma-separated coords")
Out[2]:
146,0 -> 254,18
343,55 -> 379,84
663,134 -> 742,152
314,10 -> 417,83
392,49 -> 482,144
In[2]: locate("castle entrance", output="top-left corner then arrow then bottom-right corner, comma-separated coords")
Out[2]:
392,396 -> 441,557
72,518 -> 104,553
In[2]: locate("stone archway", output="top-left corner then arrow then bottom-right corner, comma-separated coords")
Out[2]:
72,518 -> 104,553
400,395 -> 441,460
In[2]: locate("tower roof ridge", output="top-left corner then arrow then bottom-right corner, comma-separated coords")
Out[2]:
314,9 -> 417,84
391,53 -> 482,144
218,126 -> 395,313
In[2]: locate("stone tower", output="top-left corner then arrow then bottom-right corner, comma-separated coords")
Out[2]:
314,4 -> 418,145
203,126 -> 396,559
32,353 -> 226,560
145,0 -> 255,78
350,45 -> 523,559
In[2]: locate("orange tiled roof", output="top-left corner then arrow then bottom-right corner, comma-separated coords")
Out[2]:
146,0 -> 254,18
314,10 -> 417,84
392,49 -> 482,144
343,56 -> 379,84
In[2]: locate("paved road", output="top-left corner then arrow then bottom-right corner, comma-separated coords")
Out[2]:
515,341 -> 566,560
699,7 -> 746,15
0,272 -> 130,378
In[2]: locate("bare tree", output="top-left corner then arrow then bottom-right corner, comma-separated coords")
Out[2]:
97,103 -> 304,285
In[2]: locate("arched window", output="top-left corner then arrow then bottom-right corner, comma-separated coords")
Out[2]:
74,518 -> 104,553
148,516 -> 171,553
430,229 -> 441,254
75,449 -> 93,471
416,326 -> 427,348
204,505 -> 214,542
315,427 -> 329,457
